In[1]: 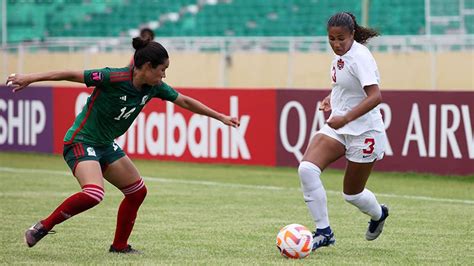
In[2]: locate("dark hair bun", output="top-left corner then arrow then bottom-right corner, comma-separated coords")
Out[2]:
132,37 -> 150,50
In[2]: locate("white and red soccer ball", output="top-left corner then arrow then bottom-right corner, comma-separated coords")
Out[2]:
276,224 -> 313,259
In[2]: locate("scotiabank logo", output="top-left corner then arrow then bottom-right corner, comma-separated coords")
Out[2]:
75,94 -> 251,160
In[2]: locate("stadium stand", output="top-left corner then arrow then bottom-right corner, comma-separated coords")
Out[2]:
3,0 -> 474,42
6,0 -> 120,42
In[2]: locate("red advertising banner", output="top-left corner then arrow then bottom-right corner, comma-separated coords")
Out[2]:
51,87 -> 277,166
53,86 -> 92,154
4,85 -> 473,175
379,91 -> 473,175
276,90 -> 332,167
276,90 -> 474,175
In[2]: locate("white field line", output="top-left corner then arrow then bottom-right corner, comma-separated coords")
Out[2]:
0,167 -> 473,205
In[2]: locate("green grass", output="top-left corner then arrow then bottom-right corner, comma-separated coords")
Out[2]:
0,152 -> 473,265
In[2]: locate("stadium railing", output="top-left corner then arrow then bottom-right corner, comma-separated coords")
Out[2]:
1,35 -> 473,90
2,35 -> 472,53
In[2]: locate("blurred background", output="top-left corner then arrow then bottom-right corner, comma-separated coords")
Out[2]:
0,0 -> 473,90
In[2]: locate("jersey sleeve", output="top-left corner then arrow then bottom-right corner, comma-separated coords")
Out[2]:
153,82 -> 179,101
83,68 -> 111,87
351,51 -> 380,88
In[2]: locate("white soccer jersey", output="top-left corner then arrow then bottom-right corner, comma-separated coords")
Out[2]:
329,41 -> 385,135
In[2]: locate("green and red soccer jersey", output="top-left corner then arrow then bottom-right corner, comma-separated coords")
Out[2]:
64,67 -> 179,145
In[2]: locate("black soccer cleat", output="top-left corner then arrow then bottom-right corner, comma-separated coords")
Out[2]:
24,222 -> 54,247
312,230 -> 335,251
109,244 -> 142,254
366,204 -> 389,241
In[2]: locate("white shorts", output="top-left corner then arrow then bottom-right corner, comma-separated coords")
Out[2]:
317,124 -> 386,163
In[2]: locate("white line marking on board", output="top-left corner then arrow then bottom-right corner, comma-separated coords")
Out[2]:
1,167 -> 473,205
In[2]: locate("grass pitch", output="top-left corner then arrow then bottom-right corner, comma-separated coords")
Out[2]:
0,152 -> 473,265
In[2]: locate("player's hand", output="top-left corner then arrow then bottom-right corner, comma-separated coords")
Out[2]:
220,115 -> 240,128
319,95 -> 331,112
327,115 -> 348,129
5,73 -> 32,93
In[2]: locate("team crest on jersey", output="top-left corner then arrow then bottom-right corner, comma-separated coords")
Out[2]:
337,59 -> 344,70
90,72 -> 103,82
140,95 -> 149,105
86,147 -> 96,157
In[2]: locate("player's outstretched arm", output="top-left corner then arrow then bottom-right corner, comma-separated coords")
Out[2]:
173,94 -> 240,128
5,71 -> 84,93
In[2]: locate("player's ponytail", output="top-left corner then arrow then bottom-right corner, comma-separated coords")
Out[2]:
132,37 -> 150,50
327,12 -> 379,44
132,37 -> 168,69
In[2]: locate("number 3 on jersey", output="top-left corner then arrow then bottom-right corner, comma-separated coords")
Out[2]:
114,107 -> 136,120
363,138 -> 375,154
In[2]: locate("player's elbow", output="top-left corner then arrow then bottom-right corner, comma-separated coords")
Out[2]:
371,90 -> 382,106
375,92 -> 382,105
364,84 -> 382,106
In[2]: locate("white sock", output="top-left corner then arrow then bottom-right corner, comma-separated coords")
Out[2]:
343,189 -> 382,221
298,161 -> 330,229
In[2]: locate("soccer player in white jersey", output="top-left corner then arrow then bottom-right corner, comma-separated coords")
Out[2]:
298,12 -> 389,251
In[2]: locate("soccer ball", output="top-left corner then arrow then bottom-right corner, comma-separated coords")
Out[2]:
276,224 -> 313,259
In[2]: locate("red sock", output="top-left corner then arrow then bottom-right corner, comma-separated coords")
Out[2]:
112,179 -> 147,250
41,184 -> 104,231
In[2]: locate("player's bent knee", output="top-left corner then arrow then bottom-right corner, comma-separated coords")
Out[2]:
298,161 -> 322,192
121,178 -> 147,204
82,184 -> 105,204
130,184 -> 147,200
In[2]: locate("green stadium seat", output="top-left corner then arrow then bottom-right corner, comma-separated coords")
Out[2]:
466,15 -> 474,33
3,0 -> 470,42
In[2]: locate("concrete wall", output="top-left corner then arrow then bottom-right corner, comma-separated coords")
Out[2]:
1,50 -> 473,90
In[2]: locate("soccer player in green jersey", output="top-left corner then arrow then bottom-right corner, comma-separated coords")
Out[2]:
6,37 -> 240,253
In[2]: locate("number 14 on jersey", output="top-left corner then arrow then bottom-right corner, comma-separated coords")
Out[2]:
114,107 -> 136,120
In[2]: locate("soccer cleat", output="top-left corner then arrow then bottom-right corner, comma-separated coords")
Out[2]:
312,230 -> 335,251
109,245 -> 142,254
366,204 -> 389,241
24,222 -> 55,247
